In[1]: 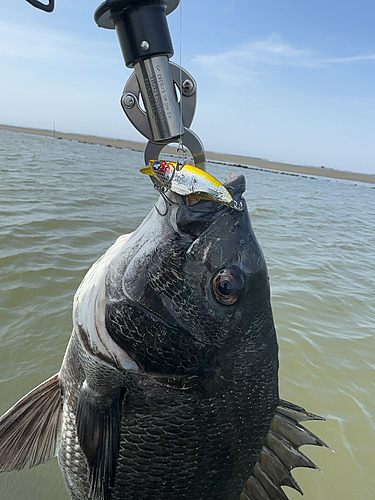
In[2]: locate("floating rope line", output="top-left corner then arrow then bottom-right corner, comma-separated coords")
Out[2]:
177,0 -> 185,171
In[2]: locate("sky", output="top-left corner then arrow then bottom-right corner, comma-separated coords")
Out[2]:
1,0 -> 375,174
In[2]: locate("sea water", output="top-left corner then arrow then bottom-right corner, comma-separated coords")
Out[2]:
0,129 -> 374,499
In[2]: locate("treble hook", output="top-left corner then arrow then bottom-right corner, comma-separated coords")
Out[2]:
176,143 -> 187,171
153,184 -> 174,216
230,200 -> 244,212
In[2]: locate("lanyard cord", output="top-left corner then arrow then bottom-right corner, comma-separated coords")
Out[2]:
177,0 -> 186,170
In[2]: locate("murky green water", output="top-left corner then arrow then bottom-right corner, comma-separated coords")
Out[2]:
0,129 -> 374,499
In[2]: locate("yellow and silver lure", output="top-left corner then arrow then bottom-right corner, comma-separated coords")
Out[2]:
140,161 -> 243,211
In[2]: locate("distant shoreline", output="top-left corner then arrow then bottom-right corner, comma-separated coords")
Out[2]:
1,124 -> 374,185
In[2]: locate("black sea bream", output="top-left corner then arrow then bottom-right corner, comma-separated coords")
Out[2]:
0,175 -> 327,500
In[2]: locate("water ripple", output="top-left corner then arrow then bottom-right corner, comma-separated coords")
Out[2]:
0,130 -> 374,499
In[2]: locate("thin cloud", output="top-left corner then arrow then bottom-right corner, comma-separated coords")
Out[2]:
0,19 -> 118,66
220,0 -> 236,13
193,34 -> 375,83
318,54 -> 375,64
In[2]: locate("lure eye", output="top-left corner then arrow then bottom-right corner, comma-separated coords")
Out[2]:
153,161 -> 161,171
212,269 -> 243,305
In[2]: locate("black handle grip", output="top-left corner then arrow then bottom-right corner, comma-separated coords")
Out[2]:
25,0 -> 54,13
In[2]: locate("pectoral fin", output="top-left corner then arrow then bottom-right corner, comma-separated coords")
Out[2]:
76,381 -> 122,500
0,373 -> 62,472
242,400 -> 329,500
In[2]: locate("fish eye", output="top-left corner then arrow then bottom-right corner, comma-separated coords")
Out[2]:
212,269 -> 243,305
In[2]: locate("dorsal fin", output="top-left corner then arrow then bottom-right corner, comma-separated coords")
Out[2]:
0,373 -> 62,472
241,399 -> 329,500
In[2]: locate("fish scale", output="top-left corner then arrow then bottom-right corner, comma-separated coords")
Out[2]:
106,302 -> 214,374
147,250 -> 215,342
108,366 -> 277,500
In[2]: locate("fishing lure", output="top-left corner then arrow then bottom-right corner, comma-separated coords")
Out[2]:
140,161 -> 243,211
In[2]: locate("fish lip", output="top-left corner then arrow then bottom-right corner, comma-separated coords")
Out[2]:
222,173 -> 246,197
173,174 -> 246,239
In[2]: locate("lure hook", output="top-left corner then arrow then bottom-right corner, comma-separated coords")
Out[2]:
230,200 -> 244,212
153,183 -> 179,216
176,143 -> 187,171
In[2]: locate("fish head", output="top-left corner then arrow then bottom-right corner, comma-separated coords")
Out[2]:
105,173 -> 277,375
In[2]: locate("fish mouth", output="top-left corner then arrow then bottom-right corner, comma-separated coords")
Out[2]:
174,173 -> 247,239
